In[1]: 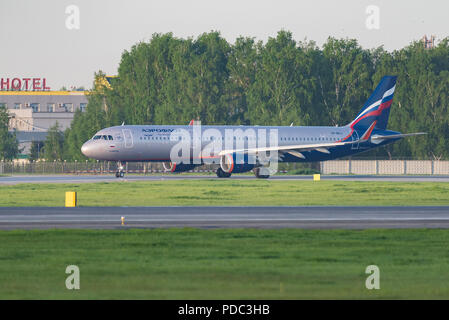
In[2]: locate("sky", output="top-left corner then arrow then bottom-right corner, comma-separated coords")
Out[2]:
1,0 -> 448,90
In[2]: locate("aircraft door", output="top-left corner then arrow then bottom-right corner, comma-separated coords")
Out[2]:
122,129 -> 133,148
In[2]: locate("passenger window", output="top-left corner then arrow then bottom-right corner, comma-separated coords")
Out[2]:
108,135 -> 113,140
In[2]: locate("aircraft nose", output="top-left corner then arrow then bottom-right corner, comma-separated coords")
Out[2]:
81,141 -> 93,157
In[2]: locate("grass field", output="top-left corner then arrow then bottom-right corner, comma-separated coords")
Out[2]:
1,180 -> 449,206
1,180 -> 449,299
1,228 -> 449,299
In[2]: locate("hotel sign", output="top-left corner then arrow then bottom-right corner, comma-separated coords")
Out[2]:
0,78 -> 51,91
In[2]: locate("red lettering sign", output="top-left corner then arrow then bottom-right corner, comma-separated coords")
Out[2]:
32,78 -> 41,90
0,78 -> 9,90
11,78 -> 21,90
0,77 -> 51,91
23,78 -> 31,90
42,78 -> 50,90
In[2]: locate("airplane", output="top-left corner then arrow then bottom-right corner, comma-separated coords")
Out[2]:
81,76 -> 425,178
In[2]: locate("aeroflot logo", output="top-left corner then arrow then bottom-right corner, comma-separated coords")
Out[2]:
168,122 -> 279,169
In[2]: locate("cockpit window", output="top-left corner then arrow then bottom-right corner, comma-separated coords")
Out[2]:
92,134 -> 114,141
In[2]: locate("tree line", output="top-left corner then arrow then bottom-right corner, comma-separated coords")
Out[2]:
4,31 -> 449,160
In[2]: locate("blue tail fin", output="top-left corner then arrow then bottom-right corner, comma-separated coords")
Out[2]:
349,76 -> 397,130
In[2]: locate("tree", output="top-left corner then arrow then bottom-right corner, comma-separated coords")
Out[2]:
29,141 -> 44,161
63,71 -> 110,160
247,31 -> 314,126
42,123 -> 65,161
61,32 -> 449,160
0,106 -> 19,160
224,36 -> 260,124
320,37 -> 374,126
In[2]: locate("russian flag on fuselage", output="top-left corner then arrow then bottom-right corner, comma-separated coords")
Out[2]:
349,76 -> 397,131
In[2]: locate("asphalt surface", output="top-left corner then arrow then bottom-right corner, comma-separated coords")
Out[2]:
1,206 -> 449,230
2,174 -> 449,184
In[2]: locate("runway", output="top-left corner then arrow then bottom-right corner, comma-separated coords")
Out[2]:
2,174 -> 449,184
1,206 -> 449,230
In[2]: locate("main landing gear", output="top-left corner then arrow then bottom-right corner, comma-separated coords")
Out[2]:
216,167 -> 231,178
254,168 -> 270,179
115,162 -> 125,178
215,167 -> 271,178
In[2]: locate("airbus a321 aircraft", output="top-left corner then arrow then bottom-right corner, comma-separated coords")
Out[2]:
81,76 -> 425,178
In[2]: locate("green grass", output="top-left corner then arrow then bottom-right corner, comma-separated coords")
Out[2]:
1,228 -> 449,299
1,180 -> 449,206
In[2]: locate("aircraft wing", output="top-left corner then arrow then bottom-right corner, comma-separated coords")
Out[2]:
218,140 -> 351,156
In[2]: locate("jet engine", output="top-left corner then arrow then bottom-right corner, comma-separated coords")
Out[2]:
220,153 -> 256,174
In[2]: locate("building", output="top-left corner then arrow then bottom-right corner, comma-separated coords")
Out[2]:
421,35 -> 436,49
0,90 -> 88,155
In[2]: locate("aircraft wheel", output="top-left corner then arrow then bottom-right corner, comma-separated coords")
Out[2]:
216,168 -> 231,178
116,161 -> 125,178
254,168 -> 270,179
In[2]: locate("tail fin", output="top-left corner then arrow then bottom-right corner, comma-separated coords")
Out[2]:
349,76 -> 397,130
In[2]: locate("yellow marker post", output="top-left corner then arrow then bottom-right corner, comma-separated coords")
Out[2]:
313,174 -> 321,181
65,192 -> 77,207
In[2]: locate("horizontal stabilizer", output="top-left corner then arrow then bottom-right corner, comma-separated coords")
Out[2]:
371,132 -> 427,141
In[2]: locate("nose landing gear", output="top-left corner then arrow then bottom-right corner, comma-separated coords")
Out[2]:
115,162 -> 125,178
